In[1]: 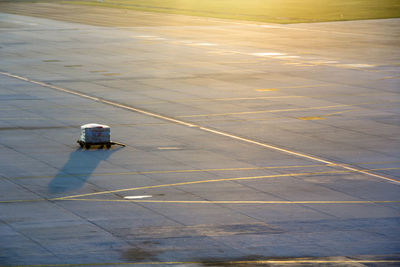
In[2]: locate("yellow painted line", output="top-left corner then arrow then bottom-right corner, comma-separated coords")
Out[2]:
5,164 -> 331,180
63,199 -> 400,204
51,167 -> 400,201
297,116 -> 325,121
256,88 -> 279,92
1,71 -> 398,186
178,104 -> 358,118
1,259 -> 399,267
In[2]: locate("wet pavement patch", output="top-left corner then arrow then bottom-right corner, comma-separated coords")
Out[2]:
122,247 -> 159,261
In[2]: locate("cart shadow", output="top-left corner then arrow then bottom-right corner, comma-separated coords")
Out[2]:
48,146 -> 122,194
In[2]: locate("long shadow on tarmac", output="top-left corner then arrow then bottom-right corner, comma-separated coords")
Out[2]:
48,147 -> 122,194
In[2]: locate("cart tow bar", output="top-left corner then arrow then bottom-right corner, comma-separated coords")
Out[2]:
110,141 -> 126,147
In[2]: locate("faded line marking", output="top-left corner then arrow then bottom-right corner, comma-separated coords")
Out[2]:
0,71 -> 398,185
297,110 -> 355,120
382,76 -> 400,80
341,64 -> 375,68
137,96 -> 304,105
178,104 -> 357,118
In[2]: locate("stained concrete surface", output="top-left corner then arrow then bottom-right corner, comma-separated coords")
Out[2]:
0,3 -> 399,266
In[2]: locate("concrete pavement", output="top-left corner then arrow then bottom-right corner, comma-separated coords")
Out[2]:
0,5 -> 399,266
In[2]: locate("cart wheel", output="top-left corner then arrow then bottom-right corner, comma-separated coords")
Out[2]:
100,145 -> 104,149
106,144 -> 111,149
85,144 -> 91,149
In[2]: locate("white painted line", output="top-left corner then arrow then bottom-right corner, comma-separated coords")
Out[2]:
124,195 -> 152,199
319,61 -> 339,64
342,64 -> 375,68
258,25 -> 281,29
1,71 -> 398,185
132,35 -> 166,40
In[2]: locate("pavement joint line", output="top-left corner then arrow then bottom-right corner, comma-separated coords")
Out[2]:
0,71 -> 398,186
1,259 -> 399,267
4,163 -> 334,179
3,160 -> 399,180
58,199 -> 400,204
2,160 -> 398,180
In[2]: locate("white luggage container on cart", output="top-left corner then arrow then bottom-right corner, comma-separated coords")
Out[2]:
77,123 -> 124,149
